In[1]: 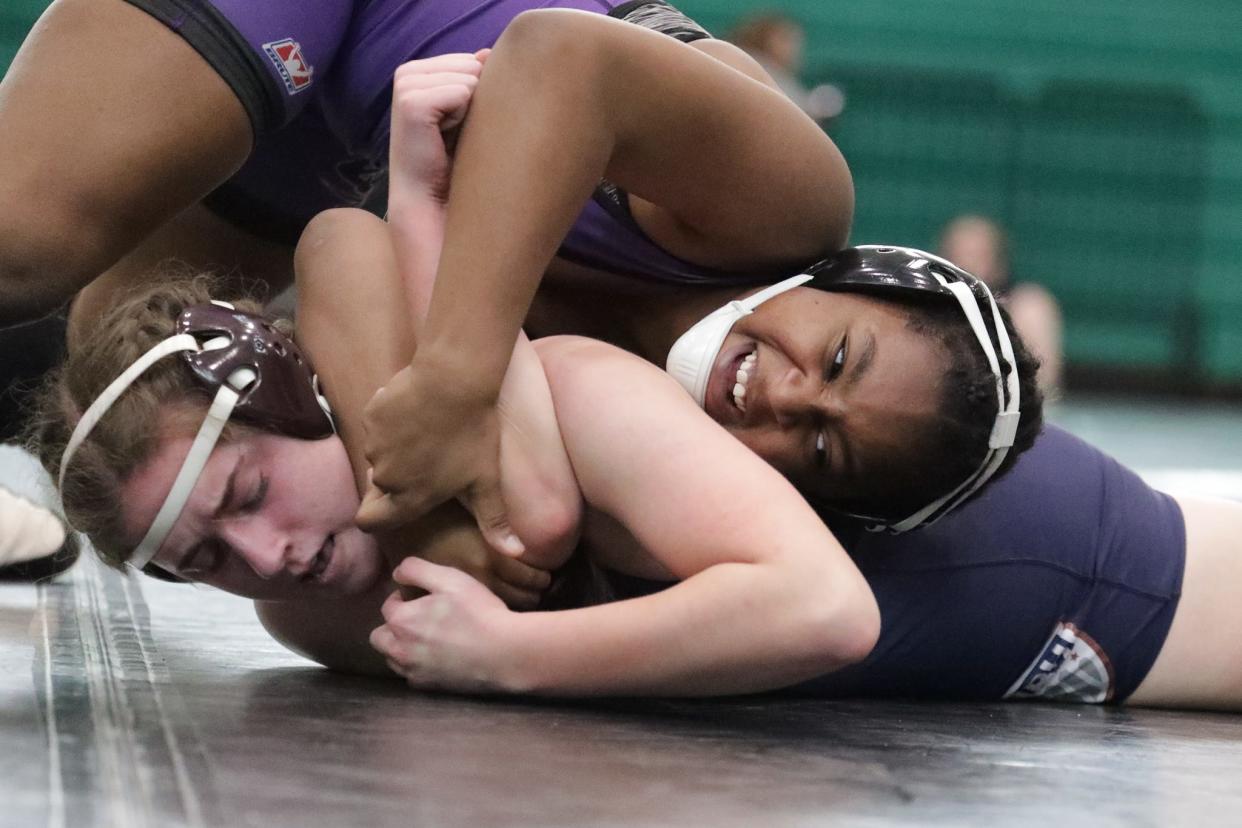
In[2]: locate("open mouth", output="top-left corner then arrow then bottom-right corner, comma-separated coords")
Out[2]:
705,343 -> 758,426
302,535 -> 335,584
730,350 -> 757,413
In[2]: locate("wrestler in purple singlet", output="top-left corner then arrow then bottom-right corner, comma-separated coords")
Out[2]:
125,0 -> 737,284
124,0 -> 1187,705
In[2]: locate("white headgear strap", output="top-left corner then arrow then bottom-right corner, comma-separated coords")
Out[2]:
878,255 -> 1020,533
58,302 -> 256,570
665,273 -> 813,405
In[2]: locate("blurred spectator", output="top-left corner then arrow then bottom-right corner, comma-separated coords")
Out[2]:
938,214 -> 1064,399
729,12 -> 845,122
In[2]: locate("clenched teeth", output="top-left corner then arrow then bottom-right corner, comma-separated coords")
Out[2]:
732,351 -> 757,412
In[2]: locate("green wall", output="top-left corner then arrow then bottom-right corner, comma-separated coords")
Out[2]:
6,1 -> 1242,384
684,0 -> 1242,386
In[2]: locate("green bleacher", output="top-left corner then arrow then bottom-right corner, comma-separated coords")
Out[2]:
5,0 -> 1242,388
684,0 -> 1242,389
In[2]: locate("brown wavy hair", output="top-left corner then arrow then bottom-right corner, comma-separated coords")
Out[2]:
26,271 -> 279,571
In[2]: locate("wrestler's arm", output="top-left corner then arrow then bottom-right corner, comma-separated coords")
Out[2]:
427,10 -> 853,383
295,208 -> 581,570
0,0 -> 252,326
305,53 -> 584,570
361,9 -> 852,537
374,338 -> 880,696
254,204 -> 582,674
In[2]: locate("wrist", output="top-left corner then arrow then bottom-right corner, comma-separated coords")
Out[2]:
491,611 -> 539,694
388,191 -> 448,224
410,339 -> 504,404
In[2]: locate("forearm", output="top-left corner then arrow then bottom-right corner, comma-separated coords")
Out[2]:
417,10 -> 850,390
296,209 -> 579,565
386,192 -> 583,568
386,196 -> 447,324
415,14 -> 612,392
500,559 -> 876,696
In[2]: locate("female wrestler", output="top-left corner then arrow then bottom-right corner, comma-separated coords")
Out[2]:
32,53 -> 1026,695
34,66 -> 1240,710
289,70 -> 1241,711
32,226 -> 1242,710
1,3 -> 1041,555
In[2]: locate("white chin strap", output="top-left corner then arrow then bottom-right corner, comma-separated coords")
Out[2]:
58,302 -> 254,570
866,252 -> 1020,534
665,274 -> 813,405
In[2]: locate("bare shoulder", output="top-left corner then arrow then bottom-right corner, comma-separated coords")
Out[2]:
532,335 -> 682,393
530,335 -> 833,578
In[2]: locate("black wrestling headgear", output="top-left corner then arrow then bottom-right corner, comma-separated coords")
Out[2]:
804,245 -> 1021,533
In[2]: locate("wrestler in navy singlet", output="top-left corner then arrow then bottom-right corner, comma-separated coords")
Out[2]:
123,0 -> 751,285
791,424 -> 1185,704
610,426 -> 1185,705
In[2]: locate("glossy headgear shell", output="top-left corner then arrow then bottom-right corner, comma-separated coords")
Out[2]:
803,245 -> 1020,533
176,302 -> 334,439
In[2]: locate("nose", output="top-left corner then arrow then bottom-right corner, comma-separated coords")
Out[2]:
218,518 -> 293,580
767,368 -> 840,429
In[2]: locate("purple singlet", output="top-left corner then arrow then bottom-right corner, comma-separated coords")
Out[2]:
123,0 -> 743,284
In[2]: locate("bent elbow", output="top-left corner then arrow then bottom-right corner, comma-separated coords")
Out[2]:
798,572 -> 880,673
512,486 -> 584,571
830,582 -> 881,667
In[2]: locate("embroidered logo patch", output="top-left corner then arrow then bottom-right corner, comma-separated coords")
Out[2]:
1004,622 -> 1115,703
262,38 -> 313,94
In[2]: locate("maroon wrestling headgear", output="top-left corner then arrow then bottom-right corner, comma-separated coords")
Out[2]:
59,300 -> 335,570
177,302 -> 334,439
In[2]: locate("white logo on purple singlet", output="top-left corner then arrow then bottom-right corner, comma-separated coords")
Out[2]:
262,38 -> 313,95
1004,622 -> 1115,703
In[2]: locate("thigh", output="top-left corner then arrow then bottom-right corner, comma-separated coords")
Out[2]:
0,0 -> 252,320
1127,495 -> 1242,710
70,202 -> 296,344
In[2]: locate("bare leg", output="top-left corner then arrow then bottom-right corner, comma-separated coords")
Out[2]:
0,0 -> 251,326
1127,495 -> 1242,710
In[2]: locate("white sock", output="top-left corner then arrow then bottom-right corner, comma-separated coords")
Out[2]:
0,485 -> 67,565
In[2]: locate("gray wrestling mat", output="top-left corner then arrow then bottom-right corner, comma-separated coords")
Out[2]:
4,553 -> 1242,827
2,393 -> 1242,827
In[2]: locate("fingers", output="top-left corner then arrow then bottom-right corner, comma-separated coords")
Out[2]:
493,581 -> 541,611
390,556 -> 470,595
495,555 -> 553,592
355,484 -> 405,531
492,557 -> 550,611
394,53 -> 486,81
466,481 -> 525,558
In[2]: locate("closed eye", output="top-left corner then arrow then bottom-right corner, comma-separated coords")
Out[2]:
242,476 -> 268,513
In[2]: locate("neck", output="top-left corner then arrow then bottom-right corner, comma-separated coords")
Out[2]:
620,281 -> 791,367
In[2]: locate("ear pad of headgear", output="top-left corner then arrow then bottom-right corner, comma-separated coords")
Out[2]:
176,302 -> 335,439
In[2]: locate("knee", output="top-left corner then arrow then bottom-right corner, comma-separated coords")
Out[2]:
495,10 -> 606,79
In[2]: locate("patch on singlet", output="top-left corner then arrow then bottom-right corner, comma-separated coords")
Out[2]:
609,0 -> 713,42
1004,622 -> 1116,703
262,38 -> 314,95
